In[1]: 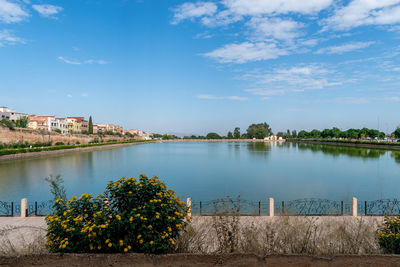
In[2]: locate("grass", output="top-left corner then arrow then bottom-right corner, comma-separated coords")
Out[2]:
0,140 -> 150,156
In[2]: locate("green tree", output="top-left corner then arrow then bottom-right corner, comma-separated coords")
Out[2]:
291,130 -> 297,138
206,132 -> 221,139
233,127 -> 241,139
227,131 -> 233,139
246,122 -> 272,139
310,129 -> 321,138
15,116 -> 28,128
88,116 -> 93,134
394,128 -> 400,139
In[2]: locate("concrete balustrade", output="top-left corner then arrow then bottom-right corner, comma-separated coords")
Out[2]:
352,197 -> 358,217
269,197 -> 274,217
186,197 -> 192,217
21,198 -> 27,218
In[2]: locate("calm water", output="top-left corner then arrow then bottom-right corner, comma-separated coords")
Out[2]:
0,142 -> 399,202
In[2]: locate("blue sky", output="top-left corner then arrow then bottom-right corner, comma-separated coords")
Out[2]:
1,0 -> 400,135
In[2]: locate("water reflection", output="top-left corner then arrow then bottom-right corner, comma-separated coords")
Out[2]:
295,143 -> 389,161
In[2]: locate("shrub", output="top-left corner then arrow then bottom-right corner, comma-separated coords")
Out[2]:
45,174 -> 190,254
376,216 -> 400,254
55,142 -> 65,146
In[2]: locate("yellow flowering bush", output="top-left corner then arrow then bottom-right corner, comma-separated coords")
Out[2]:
46,174 -> 190,254
376,216 -> 400,254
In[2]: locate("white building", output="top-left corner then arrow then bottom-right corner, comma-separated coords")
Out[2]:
0,106 -> 28,122
50,118 -> 68,134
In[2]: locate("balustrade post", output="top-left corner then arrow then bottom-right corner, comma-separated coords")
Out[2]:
186,197 -> 191,217
21,198 -> 27,218
269,198 -> 274,217
352,197 -> 358,217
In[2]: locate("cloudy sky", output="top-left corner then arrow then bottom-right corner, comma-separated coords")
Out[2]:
1,0 -> 400,135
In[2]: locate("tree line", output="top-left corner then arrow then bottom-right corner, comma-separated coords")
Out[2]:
183,124 -> 400,140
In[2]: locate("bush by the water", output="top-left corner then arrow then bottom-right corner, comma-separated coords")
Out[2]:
45,174 -> 190,254
376,216 -> 400,254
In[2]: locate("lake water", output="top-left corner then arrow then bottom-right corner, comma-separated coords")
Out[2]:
0,142 -> 399,202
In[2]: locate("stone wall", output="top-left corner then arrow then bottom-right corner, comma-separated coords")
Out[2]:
0,125 -> 131,145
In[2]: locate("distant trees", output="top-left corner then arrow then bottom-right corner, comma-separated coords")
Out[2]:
206,132 -> 221,139
233,127 -> 241,139
246,122 -> 272,139
394,128 -> 400,139
88,116 -> 93,134
293,127 -> 387,140
227,131 -> 233,139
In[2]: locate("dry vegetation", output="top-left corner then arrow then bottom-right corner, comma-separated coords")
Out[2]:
176,216 -> 382,255
0,225 -> 47,255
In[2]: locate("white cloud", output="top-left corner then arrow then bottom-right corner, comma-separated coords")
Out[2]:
244,65 -> 341,98
325,0 -> 400,30
81,92 -> 89,97
58,56 -> 108,65
222,0 -> 333,16
0,0 -> 29,23
0,30 -> 24,46
246,17 -> 303,41
204,42 -> 288,63
172,2 -> 217,24
66,94 -> 72,98
196,94 -> 248,100
58,56 -> 81,65
315,41 -> 375,54
32,4 -> 62,17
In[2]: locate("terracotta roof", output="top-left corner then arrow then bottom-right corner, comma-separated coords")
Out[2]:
67,117 -> 85,122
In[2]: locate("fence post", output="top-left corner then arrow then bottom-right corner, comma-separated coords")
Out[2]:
352,197 -> 358,217
269,198 -> 274,217
364,201 -> 367,215
200,201 -> 202,216
258,201 -> 261,215
341,201 -> 343,215
35,201 -> 38,216
11,202 -> 14,217
186,197 -> 191,217
21,198 -> 27,218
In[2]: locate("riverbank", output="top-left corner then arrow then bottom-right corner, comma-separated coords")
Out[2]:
289,139 -> 400,150
0,140 -> 158,162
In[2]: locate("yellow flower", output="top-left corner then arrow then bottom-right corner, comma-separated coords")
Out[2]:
128,245 -> 131,250
108,243 -> 112,248
139,240 -> 143,244
148,225 -> 153,229
156,215 -> 160,219
97,245 -> 102,250
124,248 -> 128,252
119,240 -> 124,246
90,245 -> 94,250
150,241 -> 154,245
129,217 -> 133,222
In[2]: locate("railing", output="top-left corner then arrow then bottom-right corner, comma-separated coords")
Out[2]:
3,198 -> 400,217
189,198 -> 400,216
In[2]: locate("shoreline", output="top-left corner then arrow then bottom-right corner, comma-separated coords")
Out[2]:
0,141 -> 158,162
289,139 -> 400,150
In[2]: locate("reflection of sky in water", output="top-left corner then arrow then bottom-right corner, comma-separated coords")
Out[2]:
0,142 -> 399,202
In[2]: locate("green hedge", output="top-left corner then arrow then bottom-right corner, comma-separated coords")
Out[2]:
0,140 -> 148,156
